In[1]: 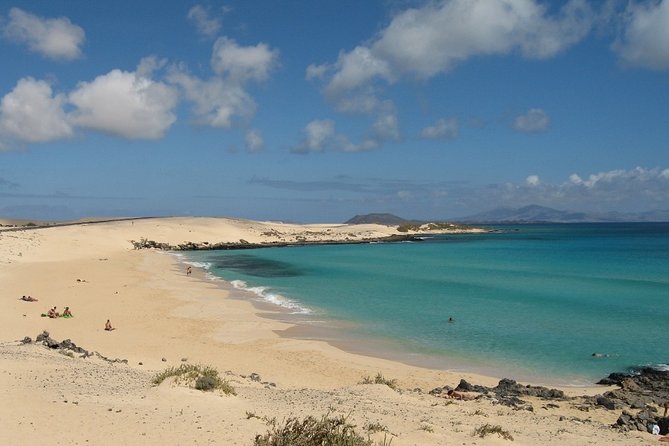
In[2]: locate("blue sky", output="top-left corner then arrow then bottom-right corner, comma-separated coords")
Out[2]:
0,0 -> 668,222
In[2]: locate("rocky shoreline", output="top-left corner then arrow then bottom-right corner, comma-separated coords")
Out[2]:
429,367 -> 669,435
130,234 -> 426,251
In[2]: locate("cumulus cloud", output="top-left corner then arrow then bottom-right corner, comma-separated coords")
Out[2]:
211,37 -> 279,82
187,4 -> 222,38
322,0 -> 592,95
475,167 -> 669,212
613,0 -> 669,70
305,63 -> 328,80
526,175 -> 540,186
245,128 -> 264,152
0,77 -> 73,144
513,108 -> 550,133
292,119 -> 336,153
307,0 -> 590,154
169,37 -> 278,128
69,68 -> 178,139
2,7 -> 85,60
167,67 -> 255,128
291,117 -> 392,154
420,117 -> 459,140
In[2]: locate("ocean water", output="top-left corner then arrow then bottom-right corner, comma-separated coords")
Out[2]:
182,223 -> 669,385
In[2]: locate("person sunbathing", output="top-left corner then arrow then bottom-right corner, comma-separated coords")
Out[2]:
21,295 -> 38,302
105,319 -> 115,331
47,307 -> 60,318
444,389 -> 474,400
62,307 -> 73,318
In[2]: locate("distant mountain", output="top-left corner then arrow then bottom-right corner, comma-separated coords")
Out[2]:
456,205 -> 669,223
345,213 -> 418,225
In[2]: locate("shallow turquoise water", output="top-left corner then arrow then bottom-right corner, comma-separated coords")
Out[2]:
183,223 -> 669,384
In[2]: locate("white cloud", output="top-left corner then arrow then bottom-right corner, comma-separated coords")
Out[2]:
292,119 -> 336,153
322,0 -> 592,94
69,69 -> 178,139
291,119 -> 382,154
305,63 -> 328,80
167,67 -> 255,128
136,56 -> 168,78
526,175 -> 540,186
0,77 -> 72,144
514,167 -> 669,209
245,129 -> 264,152
513,108 -> 550,133
2,7 -> 85,60
187,5 -> 222,38
211,37 -> 279,82
168,37 -> 278,128
308,0 -> 590,154
613,0 -> 669,71
371,102 -> 400,142
325,46 -> 393,96
420,117 -> 459,140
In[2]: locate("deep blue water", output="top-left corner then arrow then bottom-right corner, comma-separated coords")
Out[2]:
183,223 -> 669,384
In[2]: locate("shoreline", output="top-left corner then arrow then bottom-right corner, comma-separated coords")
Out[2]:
175,244 -> 643,389
0,217 -> 663,445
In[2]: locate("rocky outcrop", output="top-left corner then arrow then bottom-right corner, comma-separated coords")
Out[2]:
29,331 -> 128,364
130,234 -> 423,251
430,378 -> 569,410
588,367 -> 669,433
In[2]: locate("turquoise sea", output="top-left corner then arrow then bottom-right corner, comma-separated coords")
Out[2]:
182,223 -> 669,385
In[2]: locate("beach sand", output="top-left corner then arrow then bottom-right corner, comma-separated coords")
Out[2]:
0,217 -> 660,445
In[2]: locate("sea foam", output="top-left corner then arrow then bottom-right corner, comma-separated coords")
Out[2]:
230,280 -> 312,314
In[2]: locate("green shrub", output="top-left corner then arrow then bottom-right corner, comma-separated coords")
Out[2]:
254,413 -> 392,446
473,424 -> 514,441
152,363 -> 236,395
195,375 -> 218,391
360,373 -> 398,390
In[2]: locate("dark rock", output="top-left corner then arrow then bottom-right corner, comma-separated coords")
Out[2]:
596,396 -> 618,410
249,373 -> 261,382
455,379 -> 487,393
21,336 -> 32,344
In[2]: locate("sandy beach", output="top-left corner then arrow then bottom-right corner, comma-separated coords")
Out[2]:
0,217 -> 662,445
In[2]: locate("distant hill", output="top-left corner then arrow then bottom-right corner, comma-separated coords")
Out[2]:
345,213 -> 418,225
456,205 -> 669,223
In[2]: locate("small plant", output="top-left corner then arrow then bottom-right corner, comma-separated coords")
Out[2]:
253,413 -> 374,446
419,424 -> 434,433
364,422 -> 388,433
195,375 -> 218,391
246,411 -> 261,420
360,373 -> 398,390
473,424 -> 514,441
152,364 -> 236,395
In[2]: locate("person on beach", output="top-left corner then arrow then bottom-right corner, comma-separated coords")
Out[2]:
62,307 -> 73,318
664,400 -> 669,417
21,295 -> 38,302
186,266 -> 192,276
47,307 -> 59,318
105,319 -> 115,331
445,389 -> 470,400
